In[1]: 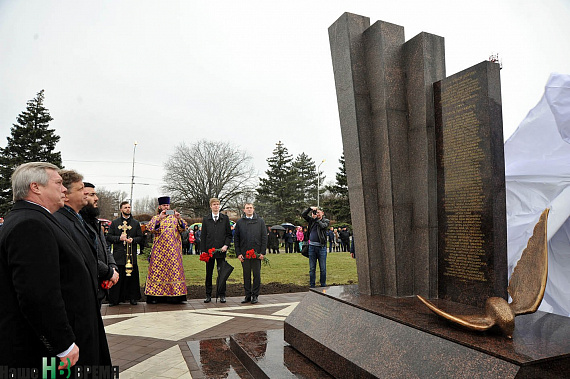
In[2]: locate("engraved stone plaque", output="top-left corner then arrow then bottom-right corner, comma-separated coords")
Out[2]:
434,61 -> 507,307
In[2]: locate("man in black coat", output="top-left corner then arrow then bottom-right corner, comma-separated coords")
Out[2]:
339,227 -> 351,252
235,203 -> 267,304
267,227 -> 279,254
106,201 -> 144,305
52,171 -> 96,269
0,162 -> 111,372
79,182 -> 119,305
200,197 -> 232,303
54,170 -> 114,360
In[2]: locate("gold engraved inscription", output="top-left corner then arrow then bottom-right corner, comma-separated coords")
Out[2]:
441,71 -> 487,283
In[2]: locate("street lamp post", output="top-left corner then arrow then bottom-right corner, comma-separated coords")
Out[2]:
129,141 -> 138,208
317,159 -> 325,208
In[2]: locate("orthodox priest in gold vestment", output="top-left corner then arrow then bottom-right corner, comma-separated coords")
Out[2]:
145,196 -> 187,304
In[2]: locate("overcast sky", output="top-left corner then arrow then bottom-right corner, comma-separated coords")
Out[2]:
1,0 -> 570,204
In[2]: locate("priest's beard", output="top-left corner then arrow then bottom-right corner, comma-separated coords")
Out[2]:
80,203 -> 101,221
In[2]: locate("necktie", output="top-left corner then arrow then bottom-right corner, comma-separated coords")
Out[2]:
214,216 -> 218,222
77,213 -> 97,248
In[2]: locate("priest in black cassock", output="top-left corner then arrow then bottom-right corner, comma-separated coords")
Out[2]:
106,201 -> 144,305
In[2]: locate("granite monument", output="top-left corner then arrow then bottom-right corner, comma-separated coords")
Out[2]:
284,12 -> 570,378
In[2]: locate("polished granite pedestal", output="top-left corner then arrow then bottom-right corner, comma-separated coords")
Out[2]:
284,285 -> 570,378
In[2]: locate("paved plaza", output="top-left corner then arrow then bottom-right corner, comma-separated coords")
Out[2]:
101,292 -> 307,378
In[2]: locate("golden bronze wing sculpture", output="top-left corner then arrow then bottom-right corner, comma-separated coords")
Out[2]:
417,208 -> 549,338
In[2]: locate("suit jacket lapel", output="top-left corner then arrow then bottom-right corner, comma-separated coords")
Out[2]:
64,208 -> 93,244
55,208 -> 98,286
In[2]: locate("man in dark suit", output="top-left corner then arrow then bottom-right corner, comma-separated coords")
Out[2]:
200,197 -> 232,303
0,162 -> 111,372
79,182 -> 119,306
234,203 -> 267,304
54,171 -> 118,308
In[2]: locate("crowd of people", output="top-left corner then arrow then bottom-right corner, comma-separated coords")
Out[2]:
179,220 -> 353,256
0,161 -> 353,374
0,163 -> 111,373
275,224 -> 353,254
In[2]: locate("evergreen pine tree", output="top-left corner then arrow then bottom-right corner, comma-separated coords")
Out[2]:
255,141 -> 300,224
0,90 -> 62,214
323,153 -> 351,223
292,152 -> 325,204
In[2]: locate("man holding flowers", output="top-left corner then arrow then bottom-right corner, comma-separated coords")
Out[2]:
201,198 -> 233,303
234,202 -> 268,304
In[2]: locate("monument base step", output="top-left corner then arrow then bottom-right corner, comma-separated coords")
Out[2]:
187,337 -> 253,378
230,329 -> 332,378
187,331 -> 331,378
284,285 -> 570,378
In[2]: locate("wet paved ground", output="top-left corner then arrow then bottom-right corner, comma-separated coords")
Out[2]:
101,292 -> 307,378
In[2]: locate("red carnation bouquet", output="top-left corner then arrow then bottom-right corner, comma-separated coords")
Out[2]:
200,247 -> 222,263
244,249 -> 270,266
199,252 -> 212,263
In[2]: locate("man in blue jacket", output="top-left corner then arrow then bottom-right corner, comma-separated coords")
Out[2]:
327,226 -> 335,253
302,206 -> 330,288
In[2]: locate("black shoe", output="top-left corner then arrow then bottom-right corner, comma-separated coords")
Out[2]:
130,299 -> 138,305
147,299 -> 157,304
108,302 -> 119,307
241,297 -> 251,304
251,296 -> 258,304
220,295 -> 226,303
204,296 -> 211,303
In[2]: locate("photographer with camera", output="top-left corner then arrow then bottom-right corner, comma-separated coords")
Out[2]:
301,206 -> 330,288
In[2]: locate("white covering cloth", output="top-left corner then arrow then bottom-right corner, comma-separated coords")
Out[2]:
505,73 -> 570,317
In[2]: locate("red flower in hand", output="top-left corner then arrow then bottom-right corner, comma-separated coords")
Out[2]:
199,252 -> 211,263
245,249 -> 257,259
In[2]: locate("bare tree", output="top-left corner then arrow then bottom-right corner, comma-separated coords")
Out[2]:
162,140 -> 256,217
224,186 -> 258,217
96,188 -> 128,220
133,195 -> 158,215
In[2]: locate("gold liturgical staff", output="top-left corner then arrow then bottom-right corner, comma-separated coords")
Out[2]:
418,208 -> 550,338
118,221 -> 134,276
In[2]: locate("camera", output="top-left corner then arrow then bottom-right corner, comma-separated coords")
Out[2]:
312,209 -> 318,215
166,210 -> 175,215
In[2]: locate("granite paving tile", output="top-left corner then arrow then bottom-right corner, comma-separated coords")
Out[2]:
103,293 -> 306,375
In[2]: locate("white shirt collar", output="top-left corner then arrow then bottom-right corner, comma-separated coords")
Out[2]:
24,200 -> 52,213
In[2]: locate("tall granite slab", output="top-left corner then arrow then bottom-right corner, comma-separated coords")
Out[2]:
364,20 -> 413,297
328,12 -> 378,296
403,32 -> 445,298
434,61 -> 507,307
329,12 -> 444,297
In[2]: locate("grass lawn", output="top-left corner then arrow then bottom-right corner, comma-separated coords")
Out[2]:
137,250 -> 358,287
